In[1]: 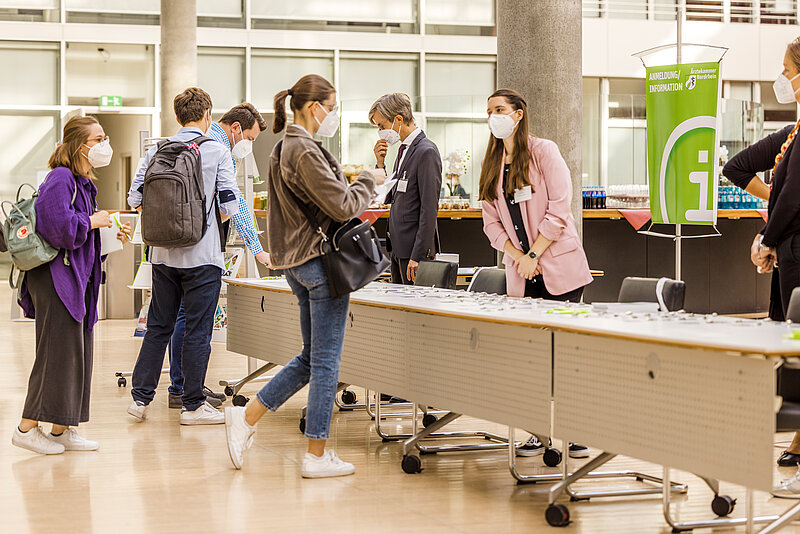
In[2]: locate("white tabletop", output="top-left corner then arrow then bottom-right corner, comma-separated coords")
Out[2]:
226,278 -> 800,356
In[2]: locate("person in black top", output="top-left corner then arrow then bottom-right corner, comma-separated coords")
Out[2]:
725,38 -> 800,482
723,124 -> 793,322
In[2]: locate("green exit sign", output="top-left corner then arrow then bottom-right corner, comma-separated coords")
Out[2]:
100,95 -> 123,107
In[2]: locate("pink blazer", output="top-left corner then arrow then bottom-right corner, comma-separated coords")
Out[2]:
482,135 -> 592,297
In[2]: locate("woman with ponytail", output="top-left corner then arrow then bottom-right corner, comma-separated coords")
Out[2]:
225,74 -> 382,478
12,116 -> 129,455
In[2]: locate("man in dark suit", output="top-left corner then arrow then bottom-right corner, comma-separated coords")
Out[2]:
370,93 -> 442,284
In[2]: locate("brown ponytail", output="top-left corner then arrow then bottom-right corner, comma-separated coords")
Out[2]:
48,115 -> 99,179
272,74 -> 336,134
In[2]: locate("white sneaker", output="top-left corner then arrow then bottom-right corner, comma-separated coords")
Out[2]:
11,426 -> 65,455
49,428 -> 99,451
180,401 -> 224,425
225,407 -> 255,469
301,450 -> 355,479
127,400 -> 149,422
772,467 -> 800,499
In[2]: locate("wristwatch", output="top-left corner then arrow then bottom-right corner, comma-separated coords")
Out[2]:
527,250 -> 538,260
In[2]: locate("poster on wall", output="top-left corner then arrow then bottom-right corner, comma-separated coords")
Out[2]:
646,61 -> 720,225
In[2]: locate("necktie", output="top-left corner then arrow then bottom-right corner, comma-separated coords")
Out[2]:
393,144 -> 408,175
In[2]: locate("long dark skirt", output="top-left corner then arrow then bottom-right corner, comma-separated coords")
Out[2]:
21,264 -> 92,427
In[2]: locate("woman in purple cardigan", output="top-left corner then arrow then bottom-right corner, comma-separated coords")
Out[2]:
12,116 -> 130,455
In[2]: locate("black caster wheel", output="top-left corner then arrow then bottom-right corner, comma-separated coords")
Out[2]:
224,385 -> 234,397
545,504 -> 571,527
341,390 -> 357,405
711,495 -> 737,517
117,377 -> 127,387
422,413 -> 438,428
401,454 -> 423,474
299,417 -> 306,434
232,394 -> 249,407
543,447 -> 563,467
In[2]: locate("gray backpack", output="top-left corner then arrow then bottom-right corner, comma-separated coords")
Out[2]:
1,181 -> 78,288
140,135 -> 223,250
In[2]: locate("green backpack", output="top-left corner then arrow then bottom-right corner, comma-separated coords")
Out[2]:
1,182 -> 78,288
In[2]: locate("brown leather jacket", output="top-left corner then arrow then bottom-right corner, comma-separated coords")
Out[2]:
267,125 -> 375,269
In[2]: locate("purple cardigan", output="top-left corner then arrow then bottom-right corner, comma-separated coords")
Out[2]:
18,167 -> 102,330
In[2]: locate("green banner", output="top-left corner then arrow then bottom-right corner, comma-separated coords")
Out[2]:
646,61 -> 720,225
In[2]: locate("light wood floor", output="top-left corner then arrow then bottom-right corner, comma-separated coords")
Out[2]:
3,290 -> 800,533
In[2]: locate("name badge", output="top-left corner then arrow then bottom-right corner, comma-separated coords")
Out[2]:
514,185 -> 532,203
397,180 -> 408,193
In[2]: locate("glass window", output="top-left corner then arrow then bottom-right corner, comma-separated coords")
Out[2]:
608,124 -> 646,185
426,119 -> 489,204
339,52 -> 419,112
252,0 -> 414,24
425,55 -> 495,113
424,0 -> 495,35
0,112 -> 58,201
251,50 -> 334,110
0,1 -> 59,22
0,42 -> 59,105
583,78 -> 601,186
198,0 -> 245,28
66,0 -> 159,24
66,43 -> 155,107
198,47 -> 245,111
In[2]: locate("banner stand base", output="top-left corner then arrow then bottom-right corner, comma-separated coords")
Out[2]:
637,222 -> 722,240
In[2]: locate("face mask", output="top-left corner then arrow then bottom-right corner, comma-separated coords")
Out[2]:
314,103 -> 340,138
378,118 -> 401,146
231,126 -> 253,159
488,113 -> 519,140
82,139 -> 113,168
774,72 -> 800,104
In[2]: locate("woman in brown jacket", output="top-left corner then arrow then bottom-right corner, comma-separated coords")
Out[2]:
224,74 -> 381,478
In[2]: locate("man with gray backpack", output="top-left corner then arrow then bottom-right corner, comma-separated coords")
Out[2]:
126,87 -> 241,425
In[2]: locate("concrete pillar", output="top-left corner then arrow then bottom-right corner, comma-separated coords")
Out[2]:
497,0 -> 583,229
160,0 -> 197,136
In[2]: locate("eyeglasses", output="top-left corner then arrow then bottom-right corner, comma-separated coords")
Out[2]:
87,135 -> 110,144
319,102 -> 338,113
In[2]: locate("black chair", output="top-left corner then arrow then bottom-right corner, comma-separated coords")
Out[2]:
777,287 -> 800,434
617,276 -> 686,312
467,267 -> 507,295
414,260 -> 458,289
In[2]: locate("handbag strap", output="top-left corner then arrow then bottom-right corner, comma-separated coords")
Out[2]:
275,139 -> 330,242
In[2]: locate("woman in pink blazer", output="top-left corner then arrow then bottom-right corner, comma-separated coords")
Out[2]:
480,89 -> 593,459
480,89 -> 592,301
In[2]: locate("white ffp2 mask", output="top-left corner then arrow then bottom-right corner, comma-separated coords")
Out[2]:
315,105 -> 340,138
774,72 -> 800,104
378,119 -> 401,146
488,113 -> 519,140
83,139 -> 113,168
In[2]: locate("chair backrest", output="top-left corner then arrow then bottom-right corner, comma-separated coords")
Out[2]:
467,267 -> 507,295
617,276 -> 685,312
414,260 -> 458,289
787,287 -> 800,322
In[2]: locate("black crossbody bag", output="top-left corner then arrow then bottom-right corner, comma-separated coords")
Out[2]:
277,140 -> 390,298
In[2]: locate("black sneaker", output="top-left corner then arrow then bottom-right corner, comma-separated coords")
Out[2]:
169,393 -> 182,409
170,392 -> 222,409
516,435 -> 546,457
204,386 -> 226,401
568,443 -> 590,458
778,451 -> 800,467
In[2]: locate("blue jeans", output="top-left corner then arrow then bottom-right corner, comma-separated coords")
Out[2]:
168,303 -> 186,395
132,264 -> 221,411
255,257 -> 349,440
